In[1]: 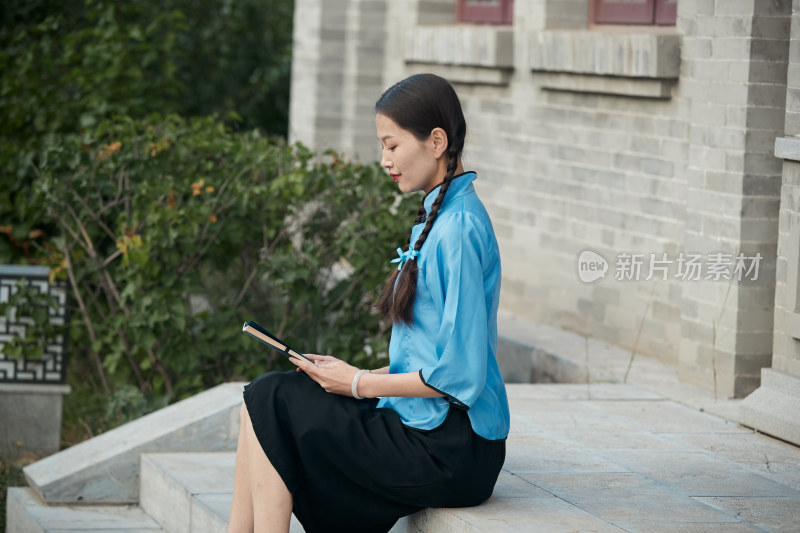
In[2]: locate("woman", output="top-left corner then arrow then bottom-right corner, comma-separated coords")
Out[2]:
227,73 -> 510,533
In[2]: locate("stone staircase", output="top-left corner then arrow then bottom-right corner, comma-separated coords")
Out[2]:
7,445 -> 546,533
8,450 -> 305,533
5,380 -> 244,533
8,317 -> 800,532
5,379 -> 505,533
139,452 -> 309,533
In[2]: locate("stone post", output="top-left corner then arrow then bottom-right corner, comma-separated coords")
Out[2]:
740,2 -> 800,445
678,0 -> 790,398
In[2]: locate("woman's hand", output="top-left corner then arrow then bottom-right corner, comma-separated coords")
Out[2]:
290,353 -> 361,397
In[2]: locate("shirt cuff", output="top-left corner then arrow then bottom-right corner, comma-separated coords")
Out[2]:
418,369 -> 469,410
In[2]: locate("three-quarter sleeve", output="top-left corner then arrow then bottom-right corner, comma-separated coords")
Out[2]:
418,211 -> 490,410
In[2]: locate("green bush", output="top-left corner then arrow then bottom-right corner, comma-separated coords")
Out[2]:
1,0 -> 293,263
30,114 -> 418,401
0,0 -> 409,418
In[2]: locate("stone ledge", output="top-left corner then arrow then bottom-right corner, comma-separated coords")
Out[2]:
405,25 -> 514,69
0,383 -> 70,395
405,63 -> 512,86
740,368 -> 800,446
530,30 -> 681,79
6,487 -> 164,533
537,72 -> 674,99
775,136 -> 800,162
496,310 -> 742,423
23,382 -> 245,504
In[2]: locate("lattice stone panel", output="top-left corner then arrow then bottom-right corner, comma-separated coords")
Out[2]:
0,265 -> 69,384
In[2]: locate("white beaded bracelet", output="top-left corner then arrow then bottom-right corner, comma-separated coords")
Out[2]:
351,369 -> 370,400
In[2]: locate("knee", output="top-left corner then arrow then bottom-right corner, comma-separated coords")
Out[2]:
248,369 -> 288,390
246,370 -> 300,401
239,401 -> 253,433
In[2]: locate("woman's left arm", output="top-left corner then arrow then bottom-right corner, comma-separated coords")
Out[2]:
360,369 -> 441,398
291,354 -> 441,398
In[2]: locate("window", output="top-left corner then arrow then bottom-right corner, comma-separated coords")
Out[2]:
592,0 -> 677,26
456,0 -> 514,25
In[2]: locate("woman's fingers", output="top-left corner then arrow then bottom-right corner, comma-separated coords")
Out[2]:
290,357 -> 359,396
301,354 -> 340,368
304,354 -> 339,363
289,355 -> 317,375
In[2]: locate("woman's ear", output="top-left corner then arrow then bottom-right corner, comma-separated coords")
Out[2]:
430,127 -> 449,159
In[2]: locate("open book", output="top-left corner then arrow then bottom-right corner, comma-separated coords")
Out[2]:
242,321 -> 314,363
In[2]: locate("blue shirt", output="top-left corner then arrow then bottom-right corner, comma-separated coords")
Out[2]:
377,171 -> 510,441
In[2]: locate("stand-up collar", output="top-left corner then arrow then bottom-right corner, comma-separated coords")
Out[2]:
422,171 -> 477,215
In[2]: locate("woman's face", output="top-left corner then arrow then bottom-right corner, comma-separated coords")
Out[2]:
376,113 -> 446,194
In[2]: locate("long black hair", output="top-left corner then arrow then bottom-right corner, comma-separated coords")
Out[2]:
375,73 -> 467,324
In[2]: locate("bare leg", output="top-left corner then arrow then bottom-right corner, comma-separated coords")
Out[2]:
227,403 -> 254,533
243,402 -> 293,533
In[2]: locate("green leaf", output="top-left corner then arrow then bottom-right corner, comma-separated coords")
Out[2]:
79,114 -> 97,128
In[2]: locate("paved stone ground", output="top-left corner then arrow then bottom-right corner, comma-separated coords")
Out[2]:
478,383 -> 800,533
121,384 -> 800,532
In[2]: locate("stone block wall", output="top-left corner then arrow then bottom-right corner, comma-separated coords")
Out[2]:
290,0 -> 388,161
289,0 -> 792,398
677,0 -> 789,397
739,2 -> 800,445
772,1 -> 800,379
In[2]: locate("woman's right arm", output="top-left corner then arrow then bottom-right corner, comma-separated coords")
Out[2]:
370,366 -> 390,374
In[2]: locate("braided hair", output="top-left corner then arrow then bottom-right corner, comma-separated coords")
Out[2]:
375,74 -> 467,324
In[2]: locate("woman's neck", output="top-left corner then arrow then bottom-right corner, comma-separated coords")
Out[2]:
425,157 -> 464,194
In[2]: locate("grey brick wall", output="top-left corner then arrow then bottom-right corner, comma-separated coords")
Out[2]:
289,0 -> 793,398
678,0 -> 789,398
739,2 -> 800,445
289,0 -> 387,161
771,5 -> 800,379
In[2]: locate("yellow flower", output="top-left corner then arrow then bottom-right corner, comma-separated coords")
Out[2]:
191,179 -> 205,196
149,139 -> 171,158
98,141 -> 122,161
205,185 -> 215,193
209,214 -> 218,223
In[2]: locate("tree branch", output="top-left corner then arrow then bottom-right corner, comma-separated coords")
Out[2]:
64,246 -> 111,395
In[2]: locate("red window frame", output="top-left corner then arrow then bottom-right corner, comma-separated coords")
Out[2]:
592,0 -> 676,26
456,0 -> 514,25
655,0 -> 677,25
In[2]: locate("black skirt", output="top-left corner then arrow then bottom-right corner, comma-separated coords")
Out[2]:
242,370 -> 506,533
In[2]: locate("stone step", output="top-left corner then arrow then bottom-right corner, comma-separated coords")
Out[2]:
23,382 -> 246,505
6,487 -> 163,533
136,451 -> 560,533
139,452 -> 305,533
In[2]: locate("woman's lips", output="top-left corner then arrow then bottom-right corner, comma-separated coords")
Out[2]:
390,173 -> 400,182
